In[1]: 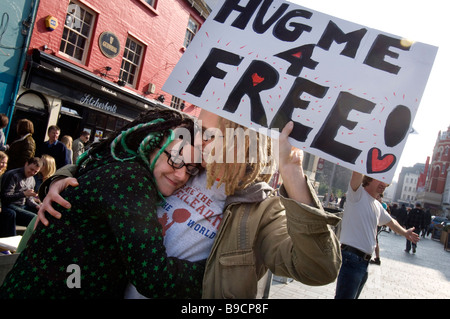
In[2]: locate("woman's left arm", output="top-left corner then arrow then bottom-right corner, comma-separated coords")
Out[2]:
258,121 -> 341,285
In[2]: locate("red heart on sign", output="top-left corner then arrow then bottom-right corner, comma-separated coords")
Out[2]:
367,147 -> 396,174
251,73 -> 264,87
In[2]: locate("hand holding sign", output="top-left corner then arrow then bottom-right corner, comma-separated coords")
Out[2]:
163,0 -> 437,183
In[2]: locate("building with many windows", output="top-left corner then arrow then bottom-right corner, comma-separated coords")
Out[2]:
393,163 -> 425,207
8,0 -> 210,146
400,172 -> 419,204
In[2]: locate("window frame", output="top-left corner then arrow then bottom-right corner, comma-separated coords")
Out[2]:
183,16 -> 200,49
59,0 -> 96,64
119,36 -> 145,88
170,96 -> 184,110
138,0 -> 158,14
144,0 -> 156,8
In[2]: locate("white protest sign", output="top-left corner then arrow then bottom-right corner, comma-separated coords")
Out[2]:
163,0 -> 438,182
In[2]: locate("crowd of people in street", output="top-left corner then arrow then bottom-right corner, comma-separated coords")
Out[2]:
0,115 -> 91,238
0,108 -> 442,300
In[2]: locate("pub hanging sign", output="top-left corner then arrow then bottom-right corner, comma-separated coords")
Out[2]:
99,31 -> 121,58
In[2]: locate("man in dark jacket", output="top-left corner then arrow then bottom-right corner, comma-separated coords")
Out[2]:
0,157 -> 42,237
404,203 -> 426,253
38,125 -> 71,169
422,209 -> 432,237
397,204 -> 408,228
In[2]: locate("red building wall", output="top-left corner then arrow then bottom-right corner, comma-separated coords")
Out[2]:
28,0 -> 205,103
427,127 -> 450,194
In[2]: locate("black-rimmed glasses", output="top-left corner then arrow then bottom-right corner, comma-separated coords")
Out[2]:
159,148 -> 200,176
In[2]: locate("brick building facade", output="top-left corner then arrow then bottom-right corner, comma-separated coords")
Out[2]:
8,0 -> 209,145
427,127 -> 450,194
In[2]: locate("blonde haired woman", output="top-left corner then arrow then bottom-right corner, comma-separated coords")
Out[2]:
0,151 -> 8,176
34,154 -> 56,191
61,135 -> 73,164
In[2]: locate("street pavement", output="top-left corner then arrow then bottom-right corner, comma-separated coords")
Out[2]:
268,230 -> 450,299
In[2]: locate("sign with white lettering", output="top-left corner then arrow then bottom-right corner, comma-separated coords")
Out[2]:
80,93 -> 118,113
163,0 -> 438,182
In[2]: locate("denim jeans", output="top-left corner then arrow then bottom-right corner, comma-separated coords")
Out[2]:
0,204 -> 36,237
405,228 -> 420,252
335,249 -> 369,299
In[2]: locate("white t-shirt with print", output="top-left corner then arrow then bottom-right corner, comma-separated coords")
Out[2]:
124,170 -> 226,298
157,170 -> 226,261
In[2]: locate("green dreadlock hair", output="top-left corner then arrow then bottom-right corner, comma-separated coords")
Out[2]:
76,106 -> 196,174
110,118 -> 175,171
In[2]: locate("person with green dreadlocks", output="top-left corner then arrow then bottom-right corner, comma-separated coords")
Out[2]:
0,107 -> 204,299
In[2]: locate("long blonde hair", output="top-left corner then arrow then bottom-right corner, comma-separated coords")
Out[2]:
39,154 -> 56,180
0,151 -> 8,175
206,117 -> 275,195
61,135 -> 73,149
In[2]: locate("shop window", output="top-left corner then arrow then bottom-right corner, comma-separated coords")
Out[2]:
86,111 -> 97,126
95,113 -> 107,128
61,106 -> 82,117
183,17 -> 199,48
119,37 -> 144,88
60,1 -> 96,64
115,118 -> 128,131
106,116 -> 117,131
170,96 -> 184,110
84,110 -> 130,142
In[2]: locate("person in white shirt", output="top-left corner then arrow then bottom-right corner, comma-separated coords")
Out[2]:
335,171 -> 419,299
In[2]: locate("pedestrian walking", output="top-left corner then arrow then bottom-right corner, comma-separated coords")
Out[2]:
396,204 -> 408,228
422,209 -> 432,238
405,203 -> 426,253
